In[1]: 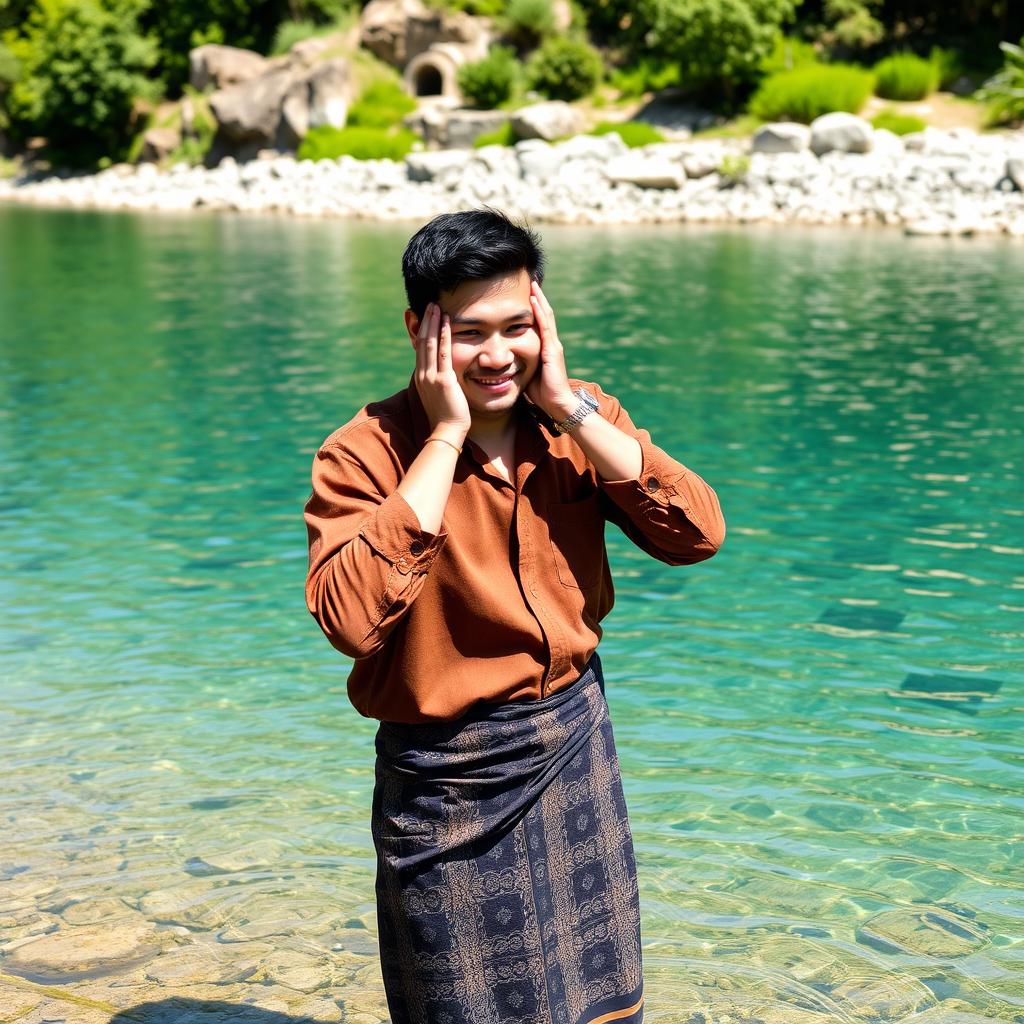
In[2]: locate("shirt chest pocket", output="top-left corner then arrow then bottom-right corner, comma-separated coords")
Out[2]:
546,492 -> 605,590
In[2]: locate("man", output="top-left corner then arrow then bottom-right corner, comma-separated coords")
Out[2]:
304,209 -> 725,1024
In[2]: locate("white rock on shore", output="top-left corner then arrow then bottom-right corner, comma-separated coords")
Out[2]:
2,126 -> 1023,235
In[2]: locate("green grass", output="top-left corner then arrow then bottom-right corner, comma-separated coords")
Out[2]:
873,52 -> 938,101
871,108 -> 927,135
749,64 -> 875,123
297,125 -> 419,161
473,121 -> 518,147
589,120 -> 665,147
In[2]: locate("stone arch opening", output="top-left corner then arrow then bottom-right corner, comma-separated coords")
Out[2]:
413,63 -> 444,97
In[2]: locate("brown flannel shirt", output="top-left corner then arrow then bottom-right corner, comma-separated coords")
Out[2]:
303,376 -> 725,723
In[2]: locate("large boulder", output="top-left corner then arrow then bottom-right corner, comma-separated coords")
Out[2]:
405,105 -> 506,148
510,101 -> 584,142
306,58 -> 352,130
405,149 -> 471,181
189,44 -> 268,92
210,66 -> 302,147
752,122 -> 810,154
209,57 -> 353,158
810,112 -> 873,156
605,154 -> 685,189
360,0 -> 488,68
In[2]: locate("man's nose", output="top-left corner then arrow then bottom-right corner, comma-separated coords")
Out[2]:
477,333 -> 513,367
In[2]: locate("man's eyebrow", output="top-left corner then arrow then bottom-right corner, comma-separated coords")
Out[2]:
450,309 -> 534,325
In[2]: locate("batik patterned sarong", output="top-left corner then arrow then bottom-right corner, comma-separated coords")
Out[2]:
371,653 -> 644,1024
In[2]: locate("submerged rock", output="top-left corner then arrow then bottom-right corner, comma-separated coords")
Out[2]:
856,907 -> 989,958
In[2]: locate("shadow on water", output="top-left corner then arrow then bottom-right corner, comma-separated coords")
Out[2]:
108,999 -> 374,1023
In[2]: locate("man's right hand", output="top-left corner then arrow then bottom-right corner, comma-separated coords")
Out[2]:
414,302 -> 471,441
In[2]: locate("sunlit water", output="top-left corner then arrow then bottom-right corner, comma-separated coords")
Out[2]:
1,206 -> 1022,1023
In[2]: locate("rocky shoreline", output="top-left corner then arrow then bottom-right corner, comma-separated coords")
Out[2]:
3,119 -> 1023,236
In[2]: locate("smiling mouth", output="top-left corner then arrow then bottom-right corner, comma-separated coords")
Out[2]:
470,373 -> 517,388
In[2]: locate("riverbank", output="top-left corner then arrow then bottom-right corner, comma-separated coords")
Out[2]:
3,123 -> 1023,235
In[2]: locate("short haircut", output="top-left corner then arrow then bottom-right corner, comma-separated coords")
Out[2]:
402,208 -> 546,318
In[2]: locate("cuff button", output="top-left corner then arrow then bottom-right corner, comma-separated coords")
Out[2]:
410,540 -> 425,556
645,477 -> 660,492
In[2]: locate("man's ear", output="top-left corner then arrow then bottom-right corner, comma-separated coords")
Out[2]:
404,308 -> 419,349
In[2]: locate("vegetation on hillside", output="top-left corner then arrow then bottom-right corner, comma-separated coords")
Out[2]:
1,0 -> 1021,168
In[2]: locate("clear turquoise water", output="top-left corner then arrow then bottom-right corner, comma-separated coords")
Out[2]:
1,206 -> 1022,1022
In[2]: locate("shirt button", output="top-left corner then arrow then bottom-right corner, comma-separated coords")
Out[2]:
645,477 -> 660,493
410,540 -> 425,556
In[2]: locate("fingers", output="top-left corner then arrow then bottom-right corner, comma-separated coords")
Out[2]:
417,302 -> 439,375
438,312 -> 451,374
530,281 -> 557,352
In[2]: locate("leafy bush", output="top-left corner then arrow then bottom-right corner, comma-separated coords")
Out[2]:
873,52 -> 938,100
525,36 -> 603,101
870,108 -> 926,134
978,37 -> 1024,127
347,79 -> 416,128
473,121 -> 518,146
457,46 -> 521,109
500,0 -> 556,49
609,57 -> 679,98
749,64 -> 875,122
823,0 -> 883,49
589,120 -> 665,147
5,0 -> 160,167
636,0 -> 801,92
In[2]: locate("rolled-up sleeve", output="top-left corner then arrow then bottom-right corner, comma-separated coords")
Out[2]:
304,442 -> 446,659
592,385 -> 726,565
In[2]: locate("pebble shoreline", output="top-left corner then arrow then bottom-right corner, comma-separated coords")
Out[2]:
3,124 -> 1024,235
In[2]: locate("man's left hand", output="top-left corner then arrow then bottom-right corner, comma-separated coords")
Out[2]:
526,280 -> 580,422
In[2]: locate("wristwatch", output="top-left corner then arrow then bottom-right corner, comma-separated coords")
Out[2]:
553,388 -> 598,434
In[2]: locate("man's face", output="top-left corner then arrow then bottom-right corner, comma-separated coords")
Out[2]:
411,268 -> 541,422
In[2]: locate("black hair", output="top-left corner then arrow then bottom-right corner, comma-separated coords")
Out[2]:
401,208 -> 546,318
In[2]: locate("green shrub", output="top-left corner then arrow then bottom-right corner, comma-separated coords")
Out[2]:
589,120 -> 665,147
978,37 -> 1024,127
608,57 -> 679,98
749,64 -> 875,123
499,0 -> 556,48
870,108 -> 926,135
824,0 -> 883,49
473,121 -> 518,147
759,35 -> 818,76
347,79 -> 416,128
457,46 -> 521,109
635,0 -> 801,91
873,52 -> 938,100
297,124 -> 419,161
525,36 -> 603,101
5,0 -> 161,167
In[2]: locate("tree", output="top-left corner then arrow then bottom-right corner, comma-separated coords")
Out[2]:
638,0 -> 802,97
6,0 -> 160,166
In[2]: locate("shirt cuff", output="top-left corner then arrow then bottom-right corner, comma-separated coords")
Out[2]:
358,489 -> 447,575
599,437 -> 686,516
